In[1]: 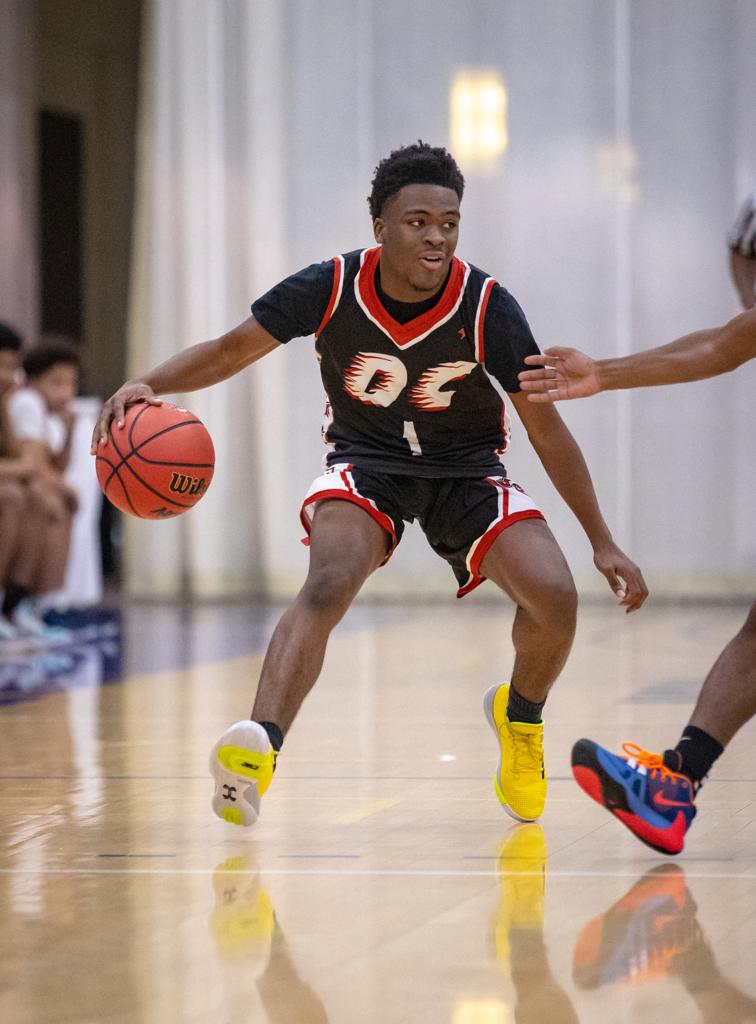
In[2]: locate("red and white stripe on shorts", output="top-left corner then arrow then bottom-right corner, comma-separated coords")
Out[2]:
299,463 -> 398,565
456,477 -> 544,598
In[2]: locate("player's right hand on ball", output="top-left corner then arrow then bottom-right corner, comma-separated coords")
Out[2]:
91,382 -> 163,453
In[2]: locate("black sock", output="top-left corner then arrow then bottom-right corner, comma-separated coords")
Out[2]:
2,582 -> 30,618
258,721 -> 284,752
506,684 -> 545,724
663,726 -> 723,790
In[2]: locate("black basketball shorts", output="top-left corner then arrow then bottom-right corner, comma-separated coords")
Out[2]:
300,462 -> 545,597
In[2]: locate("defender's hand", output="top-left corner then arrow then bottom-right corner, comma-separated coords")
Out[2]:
518,347 -> 602,402
593,542 -> 648,614
91,383 -> 162,453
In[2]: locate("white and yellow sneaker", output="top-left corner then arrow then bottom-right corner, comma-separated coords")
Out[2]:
209,721 -> 277,827
483,683 -> 547,822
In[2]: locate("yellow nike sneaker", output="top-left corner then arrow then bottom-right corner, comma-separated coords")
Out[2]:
209,721 -> 277,826
483,683 -> 547,821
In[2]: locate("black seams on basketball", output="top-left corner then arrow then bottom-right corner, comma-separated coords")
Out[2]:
95,402 -> 215,519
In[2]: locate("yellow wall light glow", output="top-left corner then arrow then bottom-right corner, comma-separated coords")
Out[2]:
451,72 -> 508,169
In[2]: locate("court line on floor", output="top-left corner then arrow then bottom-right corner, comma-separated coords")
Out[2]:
3,867 -> 756,880
1,774 -> 753,781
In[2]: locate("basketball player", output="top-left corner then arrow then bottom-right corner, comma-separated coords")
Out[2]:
517,199 -> 756,854
93,143 -> 647,827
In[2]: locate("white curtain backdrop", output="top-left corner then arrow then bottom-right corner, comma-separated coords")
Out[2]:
0,0 -> 37,342
127,0 -> 756,600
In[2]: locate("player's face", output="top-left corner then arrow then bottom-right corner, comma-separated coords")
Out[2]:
373,184 -> 460,302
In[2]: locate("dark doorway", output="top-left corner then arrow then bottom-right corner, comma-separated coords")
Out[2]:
38,109 -> 83,339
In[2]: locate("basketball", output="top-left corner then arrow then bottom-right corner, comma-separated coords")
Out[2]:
95,401 -> 215,519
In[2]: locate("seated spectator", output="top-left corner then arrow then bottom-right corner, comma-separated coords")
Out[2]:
0,322 -> 34,641
1,336 -> 81,641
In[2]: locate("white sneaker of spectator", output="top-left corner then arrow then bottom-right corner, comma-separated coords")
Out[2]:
11,601 -> 74,646
0,612 -> 42,655
0,614 -> 20,642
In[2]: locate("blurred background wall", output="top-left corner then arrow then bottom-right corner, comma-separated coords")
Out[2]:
2,0 -> 755,602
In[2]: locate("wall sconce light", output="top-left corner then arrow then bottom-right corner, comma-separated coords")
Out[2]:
451,71 -> 508,171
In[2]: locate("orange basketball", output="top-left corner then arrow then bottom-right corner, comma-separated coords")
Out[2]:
95,402 -> 215,519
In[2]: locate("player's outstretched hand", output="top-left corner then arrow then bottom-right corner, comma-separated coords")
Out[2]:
91,382 -> 162,453
593,542 -> 649,614
518,347 -> 602,402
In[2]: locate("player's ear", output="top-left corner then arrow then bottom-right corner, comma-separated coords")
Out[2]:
373,218 -> 385,244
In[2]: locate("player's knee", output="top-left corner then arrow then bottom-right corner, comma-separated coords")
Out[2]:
537,573 -> 578,637
299,566 -> 363,620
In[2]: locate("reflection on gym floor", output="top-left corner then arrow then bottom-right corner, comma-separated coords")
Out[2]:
492,825 -> 579,1024
1,600 -> 754,1024
573,865 -> 756,1022
211,857 -> 330,1024
0,609 -> 122,704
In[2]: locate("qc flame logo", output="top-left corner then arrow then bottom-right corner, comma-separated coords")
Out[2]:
343,352 -> 476,410
408,361 -> 477,411
343,353 -> 408,407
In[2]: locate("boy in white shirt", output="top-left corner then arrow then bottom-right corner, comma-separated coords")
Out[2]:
3,339 -> 79,638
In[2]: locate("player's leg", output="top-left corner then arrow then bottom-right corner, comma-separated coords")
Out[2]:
210,498 -> 392,827
686,599 -> 756,747
571,601 -> 756,855
480,518 -> 576,822
426,475 -> 573,822
481,517 -> 578,702
251,498 -> 390,732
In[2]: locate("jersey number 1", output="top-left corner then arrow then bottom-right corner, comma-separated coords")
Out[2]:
402,420 -> 422,456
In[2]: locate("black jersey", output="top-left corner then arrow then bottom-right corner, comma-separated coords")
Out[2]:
251,246 -> 540,477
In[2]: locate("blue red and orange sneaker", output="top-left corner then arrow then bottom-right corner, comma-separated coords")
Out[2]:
571,739 -> 696,855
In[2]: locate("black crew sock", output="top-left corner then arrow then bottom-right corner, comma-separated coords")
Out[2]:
2,582 -> 31,618
258,721 -> 284,752
506,684 -> 545,725
663,726 -> 723,791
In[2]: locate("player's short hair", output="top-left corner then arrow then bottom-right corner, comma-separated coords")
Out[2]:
22,338 -> 80,379
0,322 -> 23,353
368,141 -> 465,219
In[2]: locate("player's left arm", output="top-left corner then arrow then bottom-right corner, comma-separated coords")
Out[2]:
509,392 -> 648,613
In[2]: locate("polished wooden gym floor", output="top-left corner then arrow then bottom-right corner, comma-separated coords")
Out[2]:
1,598 -> 755,1023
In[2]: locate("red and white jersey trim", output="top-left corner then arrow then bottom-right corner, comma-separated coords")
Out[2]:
354,246 -> 471,349
300,463 -> 398,565
457,477 -> 544,598
474,276 -> 496,364
315,255 -> 345,338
